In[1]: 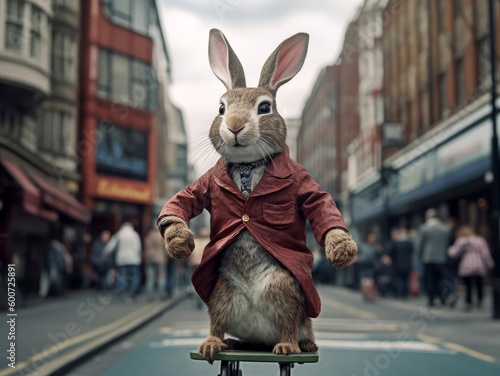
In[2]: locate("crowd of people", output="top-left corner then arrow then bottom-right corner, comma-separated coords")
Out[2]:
352,208 -> 495,311
88,219 -> 210,305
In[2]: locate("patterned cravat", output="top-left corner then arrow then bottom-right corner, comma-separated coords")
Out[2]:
232,160 -> 267,197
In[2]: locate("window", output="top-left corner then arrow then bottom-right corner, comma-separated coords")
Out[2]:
437,0 -> 445,33
477,36 -> 491,90
29,6 -> 43,58
439,73 -> 447,119
5,0 -> 24,53
101,0 -> 150,35
132,0 -> 148,34
95,121 -> 148,180
0,105 -> 21,139
40,111 -> 73,155
98,49 -> 110,97
111,53 -> 130,103
52,32 -> 75,82
455,58 -> 465,106
98,49 -> 156,110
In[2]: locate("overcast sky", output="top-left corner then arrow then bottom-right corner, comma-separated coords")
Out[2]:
159,0 -> 365,176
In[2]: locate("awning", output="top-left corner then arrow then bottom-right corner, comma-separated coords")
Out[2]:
0,157 -> 58,222
28,172 -> 90,224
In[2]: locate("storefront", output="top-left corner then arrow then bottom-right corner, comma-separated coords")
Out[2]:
350,96 -> 500,243
0,156 -> 90,299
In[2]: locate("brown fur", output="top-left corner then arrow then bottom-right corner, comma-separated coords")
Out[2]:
325,228 -> 358,269
263,269 -> 304,355
161,216 -> 194,259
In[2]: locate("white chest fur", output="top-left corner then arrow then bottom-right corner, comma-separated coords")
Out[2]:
217,163 -> 305,345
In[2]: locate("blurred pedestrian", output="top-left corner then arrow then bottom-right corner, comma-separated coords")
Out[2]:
103,220 -> 142,303
356,233 -> 378,302
448,225 -> 495,311
90,230 -> 111,290
390,228 -> 414,298
189,228 -> 210,309
416,208 -> 452,307
377,231 -> 396,297
61,241 -> 73,292
444,218 -> 459,306
43,237 -> 66,296
144,226 -> 167,301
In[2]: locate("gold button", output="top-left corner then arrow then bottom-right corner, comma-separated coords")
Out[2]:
242,215 -> 249,222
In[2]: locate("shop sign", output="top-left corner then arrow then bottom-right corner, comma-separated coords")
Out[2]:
96,178 -> 152,203
436,120 -> 491,178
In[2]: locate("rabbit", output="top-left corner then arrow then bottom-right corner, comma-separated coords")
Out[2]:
157,29 -> 358,364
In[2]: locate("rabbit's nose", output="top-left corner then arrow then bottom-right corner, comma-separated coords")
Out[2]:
227,117 -> 246,134
229,126 -> 245,134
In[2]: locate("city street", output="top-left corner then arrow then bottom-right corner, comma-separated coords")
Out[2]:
60,286 -> 500,376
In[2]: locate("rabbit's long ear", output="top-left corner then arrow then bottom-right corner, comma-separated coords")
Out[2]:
209,29 -> 246,90
258,33 -> 309,94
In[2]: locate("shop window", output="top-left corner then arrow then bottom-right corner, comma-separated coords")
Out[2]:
40,111 -> 73,155
5,0 -> 24,53
30,5 -> 43,58
52,31 -> 75,82
98,49 -> 156,110
95,121 -> 148,180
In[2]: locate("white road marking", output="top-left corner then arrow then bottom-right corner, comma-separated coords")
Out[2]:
149,337 -> 456,355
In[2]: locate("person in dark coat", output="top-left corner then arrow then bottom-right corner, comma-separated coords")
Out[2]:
416,208 -> 452,307
390,228 -> 414,298
90,231 -> 111,290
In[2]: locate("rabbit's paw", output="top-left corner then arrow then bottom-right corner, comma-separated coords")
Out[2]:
273,342 -> 301,355
325,228 -> 358,269
198,337 -> 227,364
161,217 -> 194,259
299,339 -> 318,352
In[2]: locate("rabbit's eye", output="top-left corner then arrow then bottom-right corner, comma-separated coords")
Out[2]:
258,102 -> 271,115
219,104 -> 225,116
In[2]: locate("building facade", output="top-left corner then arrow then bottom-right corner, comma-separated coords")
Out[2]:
0,0 -> 89,298
79,0 -> 185,238
298,65 -> 342,202
349,0 -> 500,242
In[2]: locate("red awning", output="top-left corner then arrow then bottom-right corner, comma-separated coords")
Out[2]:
0,157 -> 58,222
28,172 -> 90,224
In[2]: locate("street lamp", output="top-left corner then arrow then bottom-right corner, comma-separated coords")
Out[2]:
380,122 -> 403,243
488,0 -> 500,319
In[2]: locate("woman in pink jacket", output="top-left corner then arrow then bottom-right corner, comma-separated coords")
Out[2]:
448,226 -> 495,311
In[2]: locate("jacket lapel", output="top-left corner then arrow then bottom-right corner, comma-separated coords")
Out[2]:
249,148 -> 294,197
212,158 -> 245,198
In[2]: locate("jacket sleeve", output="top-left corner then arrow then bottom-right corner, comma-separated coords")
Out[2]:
479,237 -> 495,270
448,237 -> 465,259
296,168 -> 348,247
157,171 -> 211,227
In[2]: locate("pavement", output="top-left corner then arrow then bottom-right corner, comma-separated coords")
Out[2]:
1,285 -> 500,376
0,288 -> 189,376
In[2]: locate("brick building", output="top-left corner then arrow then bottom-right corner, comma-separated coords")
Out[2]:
298,64 -> 341,199
79,0 -> 187,238
0,0 -> 90,297
349,0 -> 500,241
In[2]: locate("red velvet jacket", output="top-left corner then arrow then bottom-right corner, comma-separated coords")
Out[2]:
157,150 -> 348,318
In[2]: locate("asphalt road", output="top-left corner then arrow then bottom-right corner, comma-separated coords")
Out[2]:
66,286 -> 500,376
